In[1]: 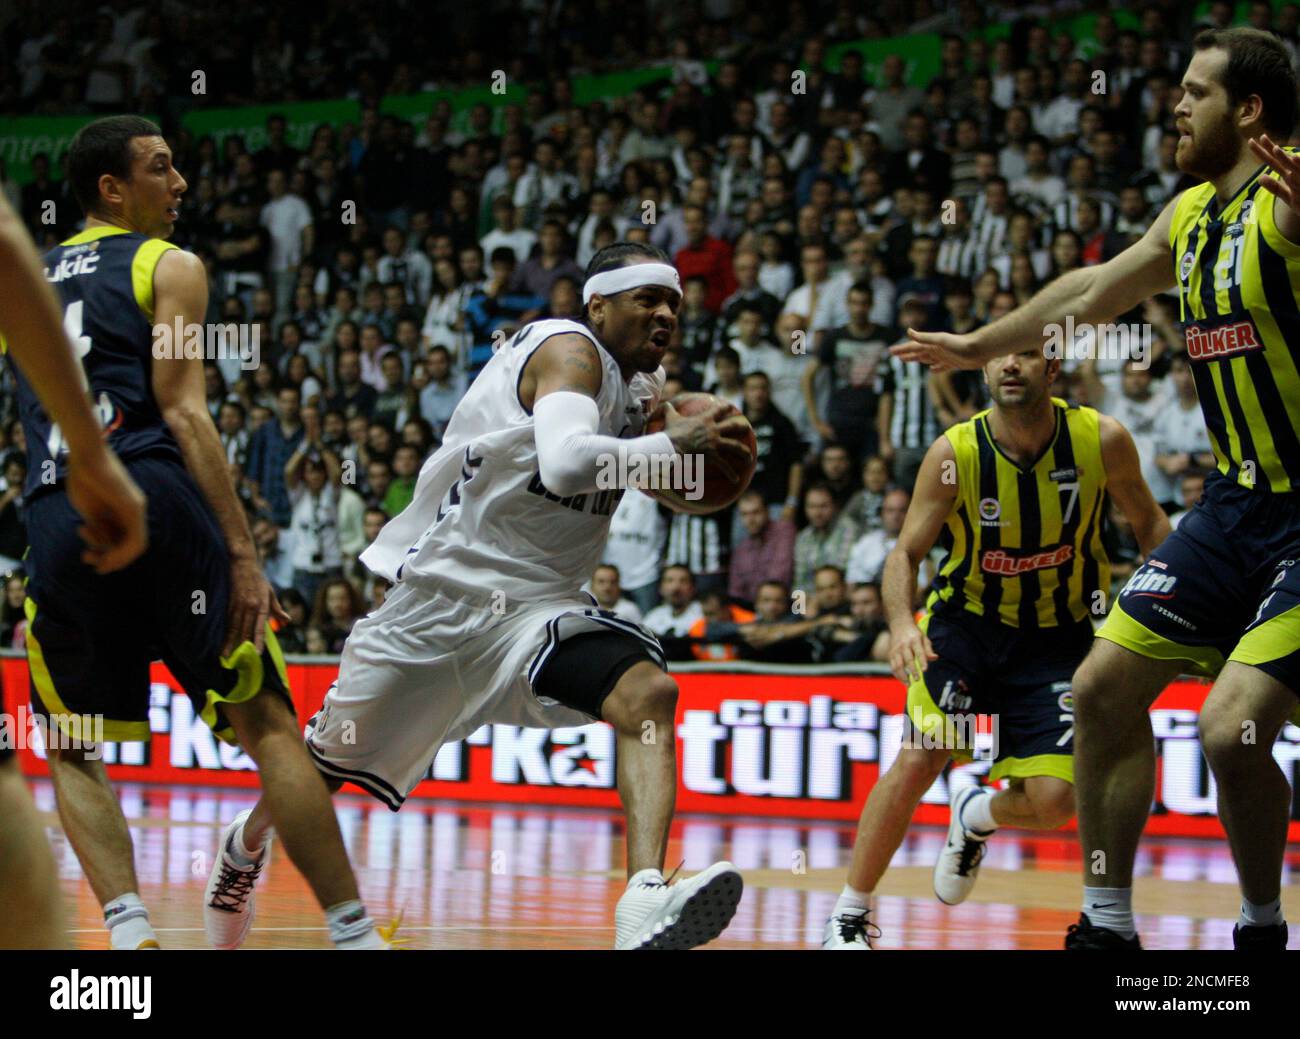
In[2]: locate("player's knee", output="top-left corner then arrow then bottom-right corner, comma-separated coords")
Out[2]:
1197,703 -> 1253,771
1025,778 -> 1075,829
895,745 -> 949,784
610,670 -> 678,730
1070,663 -> 1104,722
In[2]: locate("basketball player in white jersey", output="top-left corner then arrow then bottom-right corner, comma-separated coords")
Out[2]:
204,243 -> 753,950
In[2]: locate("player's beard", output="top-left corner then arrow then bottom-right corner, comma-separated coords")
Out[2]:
1176,117 -> 1240,181
992,378 -> 1046,412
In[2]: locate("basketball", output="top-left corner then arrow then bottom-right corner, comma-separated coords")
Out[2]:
643,392 -> 757,515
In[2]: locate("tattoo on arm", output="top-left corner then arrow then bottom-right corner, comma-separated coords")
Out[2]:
560,349 -> 598,377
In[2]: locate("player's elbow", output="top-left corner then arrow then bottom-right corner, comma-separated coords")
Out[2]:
537,452 -> 598,498
886,542 -> 919,574
160,400 -> 212,445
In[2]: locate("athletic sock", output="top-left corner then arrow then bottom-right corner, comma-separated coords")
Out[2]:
1082,886 -> 1135,938
1239,897 -> 1284,929
327,900 -> 384,949
627,868 -> 665,888
105,893 -> 158,950
833,884 -> 872,918
960,789 -> 997,835
227,819 -> 269,868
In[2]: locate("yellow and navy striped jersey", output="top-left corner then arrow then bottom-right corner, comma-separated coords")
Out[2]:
8,225 -> 182,500
926,399 -> 1110,628
1170,151 -> 1300,493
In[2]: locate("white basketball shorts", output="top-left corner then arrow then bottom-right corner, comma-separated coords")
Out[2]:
303,580 -> 665,809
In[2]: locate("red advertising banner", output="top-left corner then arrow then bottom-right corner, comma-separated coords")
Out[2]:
5,656 -> 1299,840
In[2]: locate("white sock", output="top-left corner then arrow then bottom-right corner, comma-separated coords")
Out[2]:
228,818 -> 269,868
1240,897 -> 1284,928
960,789 -> 998,835
628,867 -> 664,888
104,893 -> 157,950
326,900 -> 381,948
833,884 -> 872,917
1082,886 -> 1135,938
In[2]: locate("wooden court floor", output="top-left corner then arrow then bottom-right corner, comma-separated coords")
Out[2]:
31,781 -> 1300,950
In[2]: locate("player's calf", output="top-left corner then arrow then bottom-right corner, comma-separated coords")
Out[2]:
825,742 -> 949,948
44,740 -> 159,949
0,758 -> 66,949
1197,668 -> 1295,943
603,664 -> 680,875
601,664 -> 744,948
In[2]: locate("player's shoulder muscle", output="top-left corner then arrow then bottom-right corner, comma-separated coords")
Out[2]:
1096,411 -> 1141,481
151,246 -> 207,318
520,331 -> 603,410
915,431 -> 960,503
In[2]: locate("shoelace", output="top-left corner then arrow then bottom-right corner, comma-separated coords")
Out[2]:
208,862 -> 260,912
835,913 -> 882,946
956,835 -> 987,877
633,861 -> 685,892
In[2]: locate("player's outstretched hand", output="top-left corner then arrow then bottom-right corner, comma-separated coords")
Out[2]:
65,443 -> 148,574
888,619 -> 938,685
223,557 -> 289,657
1252,134 -> 1300,208
889,328 -> 985,372
662,401 -> 753,477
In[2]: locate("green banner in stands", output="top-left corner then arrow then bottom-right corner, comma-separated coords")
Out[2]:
179,99 -> 362,152
0,114 -> 136,185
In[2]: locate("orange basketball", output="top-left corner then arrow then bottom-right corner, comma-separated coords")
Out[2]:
643,392 -> 758,515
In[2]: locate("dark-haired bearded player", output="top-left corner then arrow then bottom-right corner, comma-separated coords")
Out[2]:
208,244 -> 753,950
897,27 -> 1300,950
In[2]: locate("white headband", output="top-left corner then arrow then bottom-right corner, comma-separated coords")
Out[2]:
582,262 -> 682,304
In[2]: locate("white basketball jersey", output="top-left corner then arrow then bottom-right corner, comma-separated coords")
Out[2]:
362,319 -> 665,604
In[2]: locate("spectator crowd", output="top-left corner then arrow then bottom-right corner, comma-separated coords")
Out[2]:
0,0 -> 1270,661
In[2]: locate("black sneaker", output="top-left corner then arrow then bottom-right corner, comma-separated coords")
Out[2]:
1233,922 -> 1287,950
1064,912 -> 1142,949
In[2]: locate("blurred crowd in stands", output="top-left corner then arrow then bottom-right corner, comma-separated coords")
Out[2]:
0,0 -> 1266,660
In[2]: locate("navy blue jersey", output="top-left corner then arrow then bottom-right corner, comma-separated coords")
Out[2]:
9,225 -> 184,499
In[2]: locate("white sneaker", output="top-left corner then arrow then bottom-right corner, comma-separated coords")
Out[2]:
614,862 -> 743,950
204,809 -> 270,949
933,785 -> 994,905
822,910 -> 876,949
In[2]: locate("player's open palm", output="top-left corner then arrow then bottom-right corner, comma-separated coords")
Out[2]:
889,620 -> 938,685
1252,133 -> 1300,208
890,328 -> 984,372
65,445 -> 148,574
224,556 -> 289,657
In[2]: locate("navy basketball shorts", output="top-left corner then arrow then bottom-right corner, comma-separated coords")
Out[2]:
906,606 -> 1095,783
1098,471 -> 1300,702
23,455 -> 290,745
